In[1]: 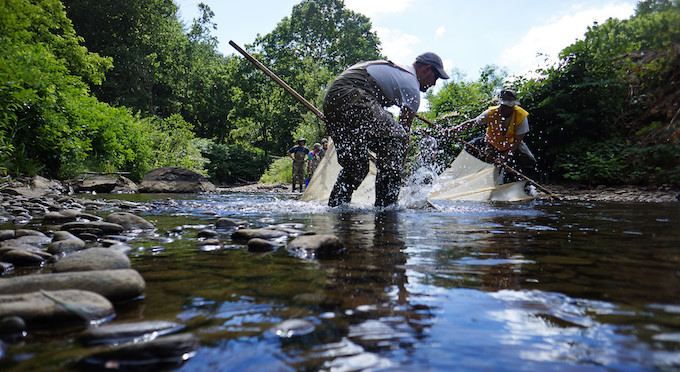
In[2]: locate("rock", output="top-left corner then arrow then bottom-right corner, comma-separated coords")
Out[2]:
0,230 -> 15,241
0,249 -> 47,266
79,320 -> 183,346
138,167 -> 215,193
247,238 -> 278,252
0,290 -> 114,325
15,229 -> 46,238
43,211 -> 78,224
0,316 -> 26,338
52,231 -> 79,242
48,238 -> 87,255
264,225 -> 311,237
196,229 -> 218,239
216,218 -> 248,229
61,221 -> 124,237
82,333 -> 200,369
0,269 -> 145,301
2,234 -> 51,247
288,234 -> 343,259
112,176 -> 139,193
68,175 -> 118,193
29,175 -> 64,193
52,248 -> 131,272
231,228 -> 288,241
0,262 -> 13,274
271,319 -> 315,338
105,212 -> 155,231
0,186 -> 49,199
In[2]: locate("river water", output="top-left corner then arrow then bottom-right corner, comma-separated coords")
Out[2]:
4,191 -> 680,371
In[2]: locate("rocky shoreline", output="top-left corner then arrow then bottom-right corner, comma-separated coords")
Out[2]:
0,174 -> 343,369
221,182 -> 680,203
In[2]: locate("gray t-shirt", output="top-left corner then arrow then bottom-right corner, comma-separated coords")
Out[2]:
365,63 -> 421,113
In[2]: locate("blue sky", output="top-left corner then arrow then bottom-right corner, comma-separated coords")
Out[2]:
176,0 -> 638,81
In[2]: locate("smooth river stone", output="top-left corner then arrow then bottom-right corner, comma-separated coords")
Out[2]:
52,248 -> 131,272
80,320 -> 184,345
0,269 -> 145,301
0,289 -> 114,325
231,228 -> 288,241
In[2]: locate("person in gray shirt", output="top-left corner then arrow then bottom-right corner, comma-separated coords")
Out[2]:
323,52 -> 449,207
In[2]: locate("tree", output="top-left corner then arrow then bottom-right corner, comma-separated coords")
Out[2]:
244,0 -> 384,154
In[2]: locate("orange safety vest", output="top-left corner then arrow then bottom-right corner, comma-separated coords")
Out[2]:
484,106 -> 529,151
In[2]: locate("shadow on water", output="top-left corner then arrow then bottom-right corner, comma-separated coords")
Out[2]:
2,191 -> 680,371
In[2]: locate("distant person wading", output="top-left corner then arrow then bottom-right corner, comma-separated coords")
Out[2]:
323,52 -> 449,207
287,137 -> 309,192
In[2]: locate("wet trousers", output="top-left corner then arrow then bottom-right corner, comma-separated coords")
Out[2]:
323,70 -> 408,207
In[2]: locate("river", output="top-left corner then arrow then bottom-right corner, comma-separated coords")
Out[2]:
3,191 -> 680,371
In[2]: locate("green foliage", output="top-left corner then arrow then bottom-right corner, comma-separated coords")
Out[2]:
203,142 -> 272,184
146,114 -> 207,173
259,157 -> 293,184
554,139 -> 627,184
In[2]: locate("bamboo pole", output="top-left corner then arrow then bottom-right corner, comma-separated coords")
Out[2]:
229,40 -> 325,122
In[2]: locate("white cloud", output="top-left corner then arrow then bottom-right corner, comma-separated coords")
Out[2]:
499,3 -> 636,76
344,0 -> 414,16
374,26 -> 421,63
435,25 -> 446,39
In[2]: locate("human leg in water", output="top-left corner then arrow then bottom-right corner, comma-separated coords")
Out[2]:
328,159 -> 369,207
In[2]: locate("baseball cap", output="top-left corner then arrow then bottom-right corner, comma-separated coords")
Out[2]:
415,52 -> 450,79
499,89 -> 519,107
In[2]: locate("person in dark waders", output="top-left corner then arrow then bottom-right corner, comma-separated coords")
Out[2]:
287,137 -> 309,192
322,52 -> 449,207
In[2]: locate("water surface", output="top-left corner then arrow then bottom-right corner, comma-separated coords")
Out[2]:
3,191 -> 680,371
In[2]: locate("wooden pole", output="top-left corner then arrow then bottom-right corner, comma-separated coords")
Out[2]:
229,40 -> 325,122
415,114 -> 561,200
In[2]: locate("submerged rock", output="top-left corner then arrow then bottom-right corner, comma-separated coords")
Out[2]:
271,319 -> 315,338
288,234 -> 344,259
80,320 -> 184,346
0,269 -> 145,301
247,238 -> 278,252
52,248 -> 131,272
232,228 -> 288,241
82,333 -> 200,370
216,218 -> 248,229
0,290 -> 114,326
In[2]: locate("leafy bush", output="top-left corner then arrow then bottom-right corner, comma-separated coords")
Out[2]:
259,157 -> 293,184
203,143 -> 272,184
554,139 -> 628,184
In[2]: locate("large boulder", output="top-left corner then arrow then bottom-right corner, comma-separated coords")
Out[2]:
67,175 -> 118,193
0,269 -> 145,301
0,290 -> 114,325
138,167 -> 215,193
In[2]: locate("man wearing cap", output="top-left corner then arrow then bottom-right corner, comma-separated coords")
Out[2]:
323,52 -> 449,207
449,89 -> 537,182
287,137 -> 309,192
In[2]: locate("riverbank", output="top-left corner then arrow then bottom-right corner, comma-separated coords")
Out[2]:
220,182 -> 680,203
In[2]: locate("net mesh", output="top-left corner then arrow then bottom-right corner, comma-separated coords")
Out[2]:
300,140 -> 535,204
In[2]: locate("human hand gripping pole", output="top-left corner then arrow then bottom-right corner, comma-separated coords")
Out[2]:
415,114 -> 561,200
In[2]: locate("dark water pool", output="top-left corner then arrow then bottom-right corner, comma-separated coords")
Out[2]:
3,192 -> 680,371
